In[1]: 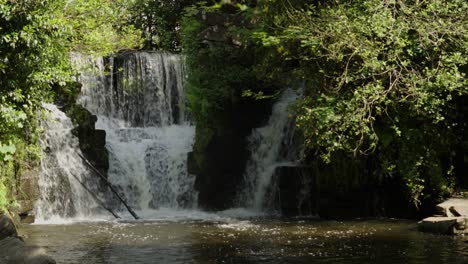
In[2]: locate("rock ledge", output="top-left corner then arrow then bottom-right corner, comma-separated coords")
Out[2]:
418,198 -> 468,235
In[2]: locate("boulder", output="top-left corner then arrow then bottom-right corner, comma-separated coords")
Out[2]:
1,214 -> 55,263
0,214 -> 17,240
418,216 -> 468,235
436,198 -> 468,217
0,237 -> 56,264
419,198 -> 468,235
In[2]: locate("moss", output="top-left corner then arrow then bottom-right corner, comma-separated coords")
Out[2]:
192,125 -> 214,170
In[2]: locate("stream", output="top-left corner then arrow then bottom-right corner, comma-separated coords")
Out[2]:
21,215 -> 468,264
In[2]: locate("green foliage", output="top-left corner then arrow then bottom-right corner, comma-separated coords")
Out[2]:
64,0 -> 143,55
0,0 -> 141,213
130,0 -> 198,51
181,1 -> 267,168
181,2 -> 260,124
251,0 -> 467,206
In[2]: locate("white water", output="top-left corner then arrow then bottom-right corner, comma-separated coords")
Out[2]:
238,89 -> 300,212
76,52 -> 196,212
35,53 -> 302,224
35,104 -> 104,223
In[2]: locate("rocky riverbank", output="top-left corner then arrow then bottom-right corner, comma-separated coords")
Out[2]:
0,214 -> 55,264
418,197 -> 468,235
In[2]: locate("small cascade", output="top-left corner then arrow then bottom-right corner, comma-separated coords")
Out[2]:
35,104 -> 103,222
76,52 -> 196,211
238,89 -> 301,212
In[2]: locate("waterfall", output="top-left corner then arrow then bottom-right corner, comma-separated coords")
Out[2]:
35,104 -> 103,222
75,52 -> 196,211
238,89 -> 301,212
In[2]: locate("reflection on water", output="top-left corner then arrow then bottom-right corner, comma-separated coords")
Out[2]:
21,219 -> 468,264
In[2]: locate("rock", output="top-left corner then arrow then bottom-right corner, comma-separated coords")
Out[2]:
53,82 -> 109,176
194,10 -> 255,47
199,25 -> 229,44
195,10 -> 253,28
16,169 -> 41,217
436,198 -> 468,217
192,98 -> 272,211
0,214 -> 17,240
0,237 -> 56,264
418,216 -> 468,235
19,214 -> 36,224
1,214 -> 55,263
275,166 -> 315,216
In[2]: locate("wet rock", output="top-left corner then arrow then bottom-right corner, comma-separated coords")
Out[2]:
1,214 -> 55,263
16,169 -> 40,218
19,214 -> 36,224
0,214 -> 17,240
419,198 -> 468,235
419,216 -> 468,235
275,166 -> 315,216
53,82 -> 109,176
192,98 -> 272,211
0,237 -> 56,264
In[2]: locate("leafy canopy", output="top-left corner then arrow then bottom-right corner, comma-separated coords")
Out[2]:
252,0 -> 467,205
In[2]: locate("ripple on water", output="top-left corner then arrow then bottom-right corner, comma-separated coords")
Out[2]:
20,218 -> 468,264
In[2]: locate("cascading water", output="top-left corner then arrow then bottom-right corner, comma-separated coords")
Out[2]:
35,104 -> 103,223
75,52 -> 196,212
238,89 -> 301,212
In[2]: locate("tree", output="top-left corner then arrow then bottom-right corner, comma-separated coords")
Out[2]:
130,0 -> 198,51
252,0 -> 468,205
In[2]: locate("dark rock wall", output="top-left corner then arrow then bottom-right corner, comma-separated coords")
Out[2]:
53,82 -> 109,175
190,98 -> 272,210
273,154 -> 424,219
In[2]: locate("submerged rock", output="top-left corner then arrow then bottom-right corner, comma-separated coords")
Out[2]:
0,214 -> 55,263
0,237 -> 56,264
419,216 -> 468,235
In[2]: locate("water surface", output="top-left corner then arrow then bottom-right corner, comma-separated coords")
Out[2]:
21,215 -> 468,264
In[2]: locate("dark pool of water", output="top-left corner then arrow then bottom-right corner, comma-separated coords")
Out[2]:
21,219 -> 468,264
